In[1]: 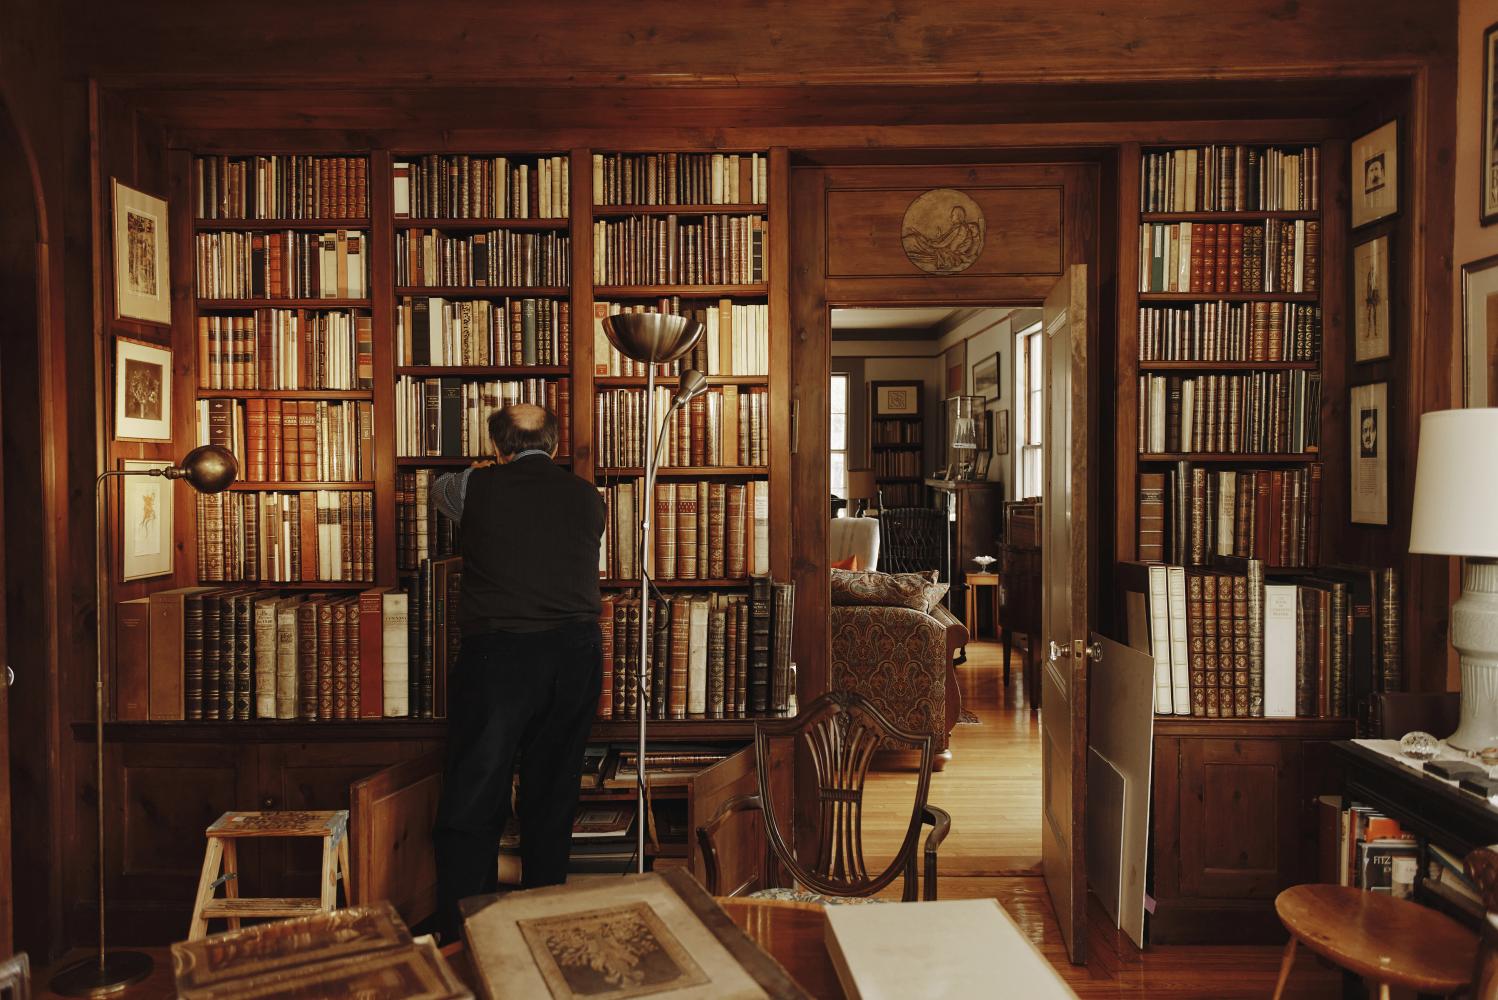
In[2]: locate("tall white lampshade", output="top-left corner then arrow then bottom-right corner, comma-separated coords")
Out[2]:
1410,408 -> 1498,749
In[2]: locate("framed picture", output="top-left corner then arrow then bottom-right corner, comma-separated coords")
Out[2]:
114,337 -> 173,441
972,353 -> 1001,402
1350,382 -> 1389,526
1353,234 -> 1392,362
974,453 -> 991,479
121,459 -> 172,581
1463,253 -> 1498,406
111,179 -> 172,326
1483,22 -> 1498,224
874,382 -> 920,416
995,409 -> 1011,455
1351,121 -> 1398,228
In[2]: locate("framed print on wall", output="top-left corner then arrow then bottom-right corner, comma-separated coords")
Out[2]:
1462,253 -> 1498,405
1350,381 -> 1389,526
1352,234 -> 1392,363
1483,22 -> 1498,224
972,352 -> 1001,402
111,179 -> 172,326
1351,120 -> 1398,228
995,409 -> 1011,455
121,459 -> 172,581
114,336 -> 173,441
874,382 -> 920,416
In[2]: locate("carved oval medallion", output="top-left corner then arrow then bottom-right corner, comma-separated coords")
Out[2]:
901,188 -> 985,275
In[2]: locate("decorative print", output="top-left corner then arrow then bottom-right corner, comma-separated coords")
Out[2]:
1350,382 -> 1389,526
519,902 -> 707,999
113,336 -> 172,441
1463,253 -> 1498,405
112,179 -> 172,325
973,353 -> 1000,402
1353,234 -> 1391,363
874,383 -> 920,416
1483,23 -> 1498,225
901,188 -> 985,274
121,459 -> 172,581
995,409 -> 1011,456
1351,121 -> 1398,228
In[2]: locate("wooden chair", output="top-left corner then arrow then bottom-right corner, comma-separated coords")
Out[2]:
696,690 -> 951,902
1465,847 -> 1498,999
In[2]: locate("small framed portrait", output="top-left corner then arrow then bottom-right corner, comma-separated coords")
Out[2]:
1353,234 -> 1392,362
1352,121 -> 1398,228
972,353 -> 1001,402
1463,253 -> 1498,405
995,409 -> 1011,455
874,382 -> 921,416
114,336 -> 173,441
1483,22 -> 1498,224
121,459 -> 173,581
1350,382 -> 1389,526
111,179 -> 172,326
974,453 -> 992,479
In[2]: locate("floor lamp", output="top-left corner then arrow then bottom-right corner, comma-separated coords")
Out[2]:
52,444 -> 238,997
600,312 -> 706,874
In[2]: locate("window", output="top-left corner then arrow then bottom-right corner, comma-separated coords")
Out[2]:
830,373 -> 849,501
1014,321 -> 1044,498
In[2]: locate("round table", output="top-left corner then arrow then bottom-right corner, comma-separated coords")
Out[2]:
720,897 -> 845,999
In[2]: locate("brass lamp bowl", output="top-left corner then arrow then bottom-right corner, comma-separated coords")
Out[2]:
168,444 -> 239,494
602,312 -> 705,365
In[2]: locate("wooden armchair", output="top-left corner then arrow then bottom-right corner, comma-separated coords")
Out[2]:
696,690 -> 951,902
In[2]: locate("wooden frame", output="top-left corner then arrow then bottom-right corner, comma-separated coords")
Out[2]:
1351,120 -> 1398,229
872,381 -> 921,416
1350,380 -> 1390,526
1483,22 -> 1498,226
1353,233 -> 1392,363
111,179 -> 173,325
112,336 -> 172,441
120,459 -> 173,581
972,351 -> 1000,402
1461,252 -> 1498,406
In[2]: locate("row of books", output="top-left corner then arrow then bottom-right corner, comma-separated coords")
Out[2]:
1321,800 -> 1417,897
395,470 -> 457,572
395,296 -> 571,368
600,479 -> 771,582
389,374 -> 569,461
402,556 -> 462,719
393,155 -> 569,220
194,154 -> 369,221
1137,371 -> 1322,455
195,230 -> 369,300
195,309 -> 374,390
1139,464 -> 1323,568
1138,220 -> 1321,294
591,152 -> 766,207
873,449 -> 921,479
878,482 -> 926,507
1137,301 -> 1321,363
592,300 -> 769,377
598,578 -> 794,720
115,585 -> 409,722
593,386 -> 767,469
1130,559 -> 1400,720
198,397 -> 374,484
196,490 -> 376,584
592,215 -> 766,287
393,376 -> 571,459
1140,145 -> 1320,213
393,228 -> 570,288
872,420 -> 921,445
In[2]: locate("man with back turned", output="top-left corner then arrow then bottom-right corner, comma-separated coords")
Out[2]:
429,403 -> 605,941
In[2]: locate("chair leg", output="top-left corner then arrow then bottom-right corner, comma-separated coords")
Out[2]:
338,836 -> 353,906
188,837 -> 225,942
221,841 -> 241,931
1270,936 -> 1298,1000
319,835 -> 338,912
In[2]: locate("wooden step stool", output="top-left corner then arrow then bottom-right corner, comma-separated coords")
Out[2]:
187,810 -> 352,941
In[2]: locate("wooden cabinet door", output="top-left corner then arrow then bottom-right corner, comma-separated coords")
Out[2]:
686,746 -> 775,894
349,750 -> 443,927
1177,737 -> 1300,900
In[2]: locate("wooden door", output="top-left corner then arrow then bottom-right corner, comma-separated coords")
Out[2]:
1041,264 -> 1092,964
350,750 -> 443,927
687,745 -> 775,895
0,375 -> 10,955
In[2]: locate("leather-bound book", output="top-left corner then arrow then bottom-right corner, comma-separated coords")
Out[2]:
184,590 -> 210,721
676,483 -> 699,581
667,596 -> 691,720
115,597 -> 152,721
312,597 -> 334,721
1228,573 -> 1249,718
245,398 -> 268,482
771,581 -> 796,714
1137,472 -> 1167,562
610,598 -> 627,720
749,575 -> 773,714
596,594 -> 615,721
1378,568 -> 1403,696
655,482 -> 677,580
281,400 -> 301,482
1201,572 -> 1220,718
724,599 -> 740,720
708,605 -> 727,719
708,483 -> 727,579
201,590 -> 225,721
1186,572 -> 1207,717
296,598 -> 320,721
725,484 -> 747,579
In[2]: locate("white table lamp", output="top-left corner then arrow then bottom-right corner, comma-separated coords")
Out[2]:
1409,408 -> 1498,750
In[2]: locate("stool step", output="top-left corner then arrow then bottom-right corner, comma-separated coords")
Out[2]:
200,897 -> 326,919
207,810 -> 348,839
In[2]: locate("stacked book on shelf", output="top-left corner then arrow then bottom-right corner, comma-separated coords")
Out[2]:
1124,559 -> 1401,723
394,154 -> 569,220
1317,797 -> 1421,899
594,386 -> 766,468
597,578 -> 793,720
395,376 -> 570,459
396,469 -> 458,572
1139,219 -> 1320,294
593,300 -> 768,377
1137,371 -> 1321,454
1139,464 -> 1322,568
599,479 -> 770,581
401,554 -> 463,719
196,490 -> 375,584
873,449 -> 921,479
195,154 -> 369,220
1137,301 -> 1321,362
592,215 -> 766,286
395,296 -> 570,367
394,229 -> 569,287
198,397 -> 374,483
195,230 -> 369,299
592,152 -> 766,206
197,309 -> 373,389
1140,144 -> 1320,213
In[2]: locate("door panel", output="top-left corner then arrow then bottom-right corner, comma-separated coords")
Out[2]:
688,746 -> 774,895
1041,264 -> 1090,964
350,750 -> 443,927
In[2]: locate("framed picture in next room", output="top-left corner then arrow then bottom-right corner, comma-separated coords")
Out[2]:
1462,254 -> 1498,405
1350,381 -> 1389,526
114,336 -> 172,441
111,179 -> 172,326
874,382 -> 921,416
1353,234 -> 1391,363
972,353 -> 1001,402
1351,121 -> 1398,229
1483,22 -> 1498,224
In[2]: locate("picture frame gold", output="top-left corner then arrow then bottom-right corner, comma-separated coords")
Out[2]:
111,179 -> 173,326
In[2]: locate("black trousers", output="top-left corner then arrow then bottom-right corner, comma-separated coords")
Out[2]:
433,621 -> 602,938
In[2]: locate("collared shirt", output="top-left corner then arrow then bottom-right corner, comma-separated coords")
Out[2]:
432,449 -> 552,523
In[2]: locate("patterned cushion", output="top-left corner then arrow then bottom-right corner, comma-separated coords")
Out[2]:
748,887 -> 887,905
830,605 -> 947,752
831,568 -> 948,613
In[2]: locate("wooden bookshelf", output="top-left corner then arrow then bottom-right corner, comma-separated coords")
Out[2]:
868,381 -> 925,507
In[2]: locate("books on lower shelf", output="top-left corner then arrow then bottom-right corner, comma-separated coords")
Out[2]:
1317,796 -> 1421,900
1124,558 -> 1402,722
872,449 -> 921,479
593,152 -> 766,207
197,308 -> 372,389
594,386 -> 767,469
599,479 -> 769,581
394,154 -> 569,220
198,398 -> 374,483
1139,219 -> 1319,294
395,375 -> 571,458
1141,462 -> 1322,568
196,490 -> 375,583
395,296 -> 570,367
592,214 -> 766,286
194,154 -> 370,221
1137,301 -> 1321,363
401,555 -> 463,719
195,230 -> 369,299
592,300 -> 769,377
1138,371 -> 1321,455
394,228 -> 569,287
1141,144 -> 1319,213
877,482 -> 926,508
396,469 -> 458,572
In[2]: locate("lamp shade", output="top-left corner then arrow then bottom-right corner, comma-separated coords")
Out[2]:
602,312 -> 705,365
847,468 -> 877,500
676,368 -> 708,405
168,444 -> 239,494
1409,408 -> 1498,557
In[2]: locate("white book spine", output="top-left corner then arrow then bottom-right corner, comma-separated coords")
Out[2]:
1148,565 -> 1173,714
382,591 -> 410,718
1166,565 -> 1191,715
688,598 -> 709,715
751,481 -> 770,576
253,599 -> 279,718
1263,583 -> 1298,717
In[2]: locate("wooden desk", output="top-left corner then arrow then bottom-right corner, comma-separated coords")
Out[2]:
721,898 -> 846,999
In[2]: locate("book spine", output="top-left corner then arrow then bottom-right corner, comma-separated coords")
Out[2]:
749,575 -> 772,713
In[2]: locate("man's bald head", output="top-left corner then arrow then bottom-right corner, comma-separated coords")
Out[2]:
488,404 -> 559,459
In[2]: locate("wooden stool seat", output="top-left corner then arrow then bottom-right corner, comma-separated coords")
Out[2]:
188,809 -> 352,941
1272,884 -> 1477,999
